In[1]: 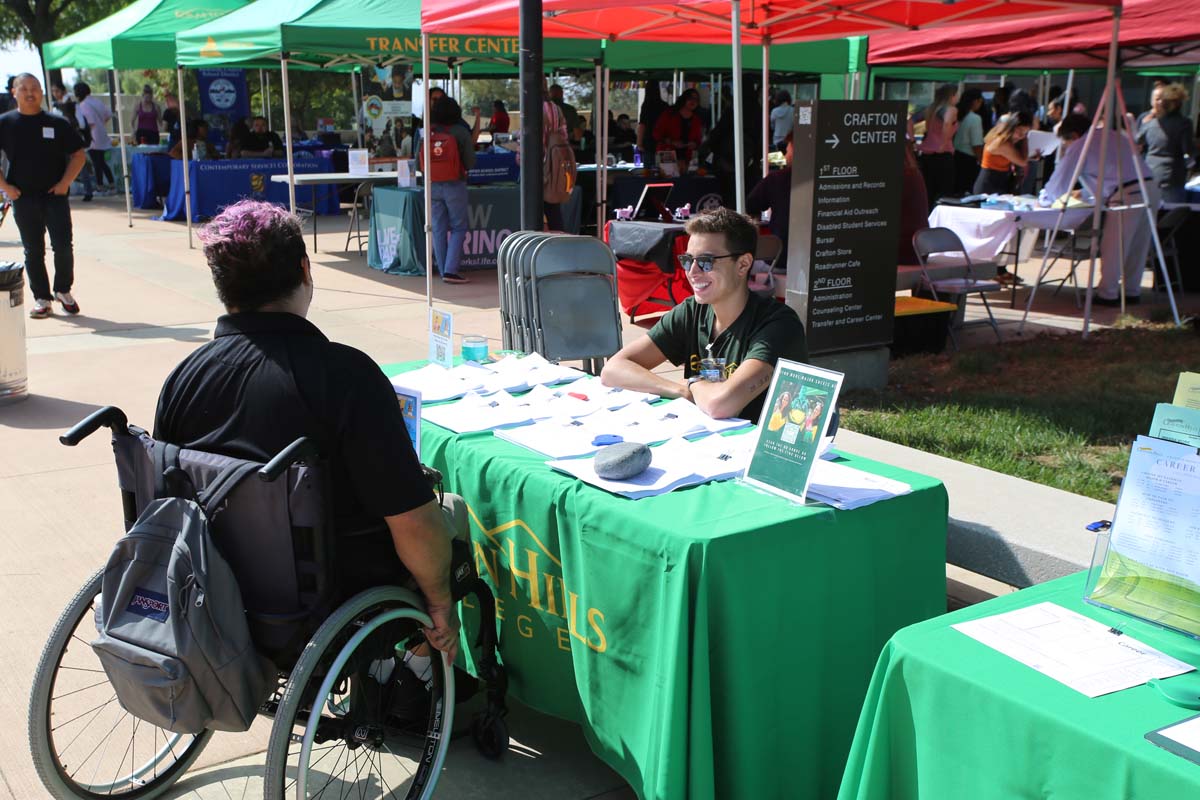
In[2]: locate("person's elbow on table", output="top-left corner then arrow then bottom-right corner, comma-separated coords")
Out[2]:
690,359 -> 775,420
600,339 -> 688,399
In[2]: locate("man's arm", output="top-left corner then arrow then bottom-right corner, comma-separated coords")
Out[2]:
600,335 -> 689,399
51,148 -> 87,195
689,358 -> 775,420
384,499 -> 458,661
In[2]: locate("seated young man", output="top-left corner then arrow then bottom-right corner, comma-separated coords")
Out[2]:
601,207 -> 808,422
154,199 -> 459,699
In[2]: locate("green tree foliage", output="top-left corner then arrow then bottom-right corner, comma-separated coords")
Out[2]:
1,0 -> 127,57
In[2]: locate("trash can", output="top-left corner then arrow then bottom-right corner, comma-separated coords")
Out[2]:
0,261 -> 28,405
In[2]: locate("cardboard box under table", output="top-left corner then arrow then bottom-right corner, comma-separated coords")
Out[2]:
386,362 -> 948,800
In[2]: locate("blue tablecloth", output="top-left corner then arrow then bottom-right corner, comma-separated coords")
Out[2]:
130,153 -> 173,209
158,155 -> 341,221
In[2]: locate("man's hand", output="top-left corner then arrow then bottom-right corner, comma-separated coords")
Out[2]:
424,601 -> 461,663
0,182 -> 20,200
48,181 -> 70,196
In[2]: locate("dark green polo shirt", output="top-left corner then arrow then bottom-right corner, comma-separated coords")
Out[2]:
648,293 -> 808,422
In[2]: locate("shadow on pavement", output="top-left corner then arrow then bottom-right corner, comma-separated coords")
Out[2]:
53,314 -> 211,343
0,395 -> 103,430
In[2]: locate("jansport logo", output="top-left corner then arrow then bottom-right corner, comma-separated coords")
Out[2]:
127,588 -> 170,623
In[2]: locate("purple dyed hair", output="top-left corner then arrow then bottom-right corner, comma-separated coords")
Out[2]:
198,199 -> 307,310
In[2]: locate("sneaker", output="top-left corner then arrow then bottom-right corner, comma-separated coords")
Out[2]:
388,666 -> 432,728
54,291 -> 80,314
442,273 -> 470,285
29,298 -> 52,319
82,194 -> 93,202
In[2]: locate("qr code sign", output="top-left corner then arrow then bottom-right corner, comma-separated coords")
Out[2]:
797,106 -> 812,125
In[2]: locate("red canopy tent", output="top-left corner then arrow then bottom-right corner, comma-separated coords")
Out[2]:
422,0 -> 1119,211
869,0 -> 1200,69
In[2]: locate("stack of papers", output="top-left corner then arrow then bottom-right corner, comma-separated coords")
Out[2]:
497,398 -> 751,458
805,459 -> 911,510
423,390 -> 540,433
547,435 -> 753,499
522,378 -> 659,417
390,353 -> 587,402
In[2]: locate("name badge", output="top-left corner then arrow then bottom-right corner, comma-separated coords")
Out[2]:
43,127 -> 55,139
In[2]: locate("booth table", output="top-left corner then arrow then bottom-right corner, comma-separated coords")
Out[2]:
367,184 -> 522,275
158,155 -> 342,222
929,203 -> 1093,306
837,571 -> 1200,800
130,152 -> 172,209
388,358 -> 950,800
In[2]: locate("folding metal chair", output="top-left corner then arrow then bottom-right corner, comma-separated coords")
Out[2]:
913,227 -> 1004,348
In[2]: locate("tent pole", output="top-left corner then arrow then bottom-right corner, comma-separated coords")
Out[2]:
352,69 -> 363,148
716,74 -> 722,121
762,40 -> 770,179
731,0 -> 746,212
114,69 -> 133,228
603,65 -> 611,224
264,71 -> 272,127
423,33 -> 434,308
1082,11 -> 1121,338
1191,71 -> 1200,124
176,66 -> 193,249
594,62 -> 603,232
519,0 -> 544,232
259,69 -> 266,117
280,58 -> 297,216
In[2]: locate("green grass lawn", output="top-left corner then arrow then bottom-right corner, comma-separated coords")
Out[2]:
840,320 -> 1200,502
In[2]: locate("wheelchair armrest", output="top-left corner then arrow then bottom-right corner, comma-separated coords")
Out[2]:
258,437 -> 320,482
60,406 -> 129,446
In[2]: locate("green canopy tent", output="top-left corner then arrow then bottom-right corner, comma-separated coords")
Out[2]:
41,0 -> 253,227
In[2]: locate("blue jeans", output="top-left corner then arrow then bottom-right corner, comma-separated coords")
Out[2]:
430,180 -> 468,277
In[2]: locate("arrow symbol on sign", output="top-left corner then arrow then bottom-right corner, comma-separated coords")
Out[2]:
826,133 -> 840,148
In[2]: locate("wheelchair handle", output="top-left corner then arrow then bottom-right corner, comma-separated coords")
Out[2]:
258,436 -> 320,482
60,406 -> 129,446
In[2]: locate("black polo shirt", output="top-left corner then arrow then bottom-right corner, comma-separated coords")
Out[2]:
154,312 -> 433,582
0,109 -> 83,194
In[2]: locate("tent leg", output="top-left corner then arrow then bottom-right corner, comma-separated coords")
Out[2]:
730,0 -> 746,212
264,71 -> 272,127
280,58 -> 297,218
602,66 -> 611,226
594,62 -> 603,233
175,67 -> 193,249
352,70 -> 363,148
114,69 -> 133,228
259,69 -> 267,117
1082,12 -> 1122,338
423,33 -> 435,309
762,41 -> 770,179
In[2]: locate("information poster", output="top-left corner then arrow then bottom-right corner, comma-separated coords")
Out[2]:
393,387 -> 423,458
1088,436 -> 1200,638
429,308 -> 453,368
362,97 -> 412,139
742,359 -> 844,503
786,101 -> 906,354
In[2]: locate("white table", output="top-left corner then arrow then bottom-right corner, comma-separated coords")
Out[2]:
929,203 -> 1094,306
271,172 -> 404,251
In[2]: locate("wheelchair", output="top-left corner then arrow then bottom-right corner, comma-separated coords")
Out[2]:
27,407 -> 509,799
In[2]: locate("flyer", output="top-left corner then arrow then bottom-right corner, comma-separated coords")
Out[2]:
741,359 -> 844,503
1088,436 -> 1200,638
429,308 -> 453,369
1151,403 -> 1200,448
1174,372 -> 1200,411
393,386 -> 422,458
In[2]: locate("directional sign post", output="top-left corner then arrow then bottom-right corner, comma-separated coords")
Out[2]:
785,101 -> 907,356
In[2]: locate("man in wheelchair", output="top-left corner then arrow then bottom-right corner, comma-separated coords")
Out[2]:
153,199 -> 465,711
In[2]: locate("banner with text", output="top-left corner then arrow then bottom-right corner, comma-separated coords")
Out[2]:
197,68 -> 251,149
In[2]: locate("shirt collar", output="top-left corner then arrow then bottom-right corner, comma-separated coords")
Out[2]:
214,311 -> 327,340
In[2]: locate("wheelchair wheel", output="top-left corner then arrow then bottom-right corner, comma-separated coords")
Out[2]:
27,568 -> 213,800
263,585 -> 455,800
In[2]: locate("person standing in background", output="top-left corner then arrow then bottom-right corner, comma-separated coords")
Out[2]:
131,85 -> 161,144
637,81 -> 669,161
74,82 -> 115,194
1137,82 -> 1195,203
917,84 -> 959,209
50,82 -> 95,201
487,100 -> 510,134
0,74 -> 87,318
769,90 -> 793,152
952,88 -> 984,195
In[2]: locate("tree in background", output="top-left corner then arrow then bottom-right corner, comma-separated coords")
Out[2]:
1,0 -> 127,85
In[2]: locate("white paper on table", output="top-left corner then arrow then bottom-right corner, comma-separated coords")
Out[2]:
423,390 -> 538,433
610,397 -> 751,440
547,436 -> 748,499
805,459 -> 911,510
1027,129 -> 1061,158
485,352 -> 587,388
1106,436 -> 1200,589
952,602 -> 1194,698
391,363 -> 491,403
497,410 -> 654,458
541,375 -> 660,409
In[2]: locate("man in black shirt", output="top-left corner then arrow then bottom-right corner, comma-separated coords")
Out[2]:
746,131 -> 793,272
239,115 -> 284,157
0,74 -> 86,319
601,208 -> 807,422
154,199 -> 461,665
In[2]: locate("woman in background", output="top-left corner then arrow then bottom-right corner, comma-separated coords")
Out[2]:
974,111 -> 1034,196
1137,82 -> 1195,203
132,85 -> 161,144
953,88 -> 985,195
487,100 -> 510,134
917,84 -> 959,210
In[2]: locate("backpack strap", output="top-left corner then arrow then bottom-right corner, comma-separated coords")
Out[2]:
153,441 -> 193,500
197,460 -> 261,519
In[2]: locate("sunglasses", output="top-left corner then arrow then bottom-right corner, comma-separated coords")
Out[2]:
677,252 -> 744,272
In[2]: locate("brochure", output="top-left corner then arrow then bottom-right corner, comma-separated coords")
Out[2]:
1174,372 -> 1200,411
1150,403 -> 1200,448
742,360 -> 845,503
428,308 -> 454,368
1087,436 -> 1200,638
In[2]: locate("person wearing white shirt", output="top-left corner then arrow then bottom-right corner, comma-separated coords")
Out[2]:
73,82 -> 115,193
769,91 -> 794,151
1038,114 -> 1159,306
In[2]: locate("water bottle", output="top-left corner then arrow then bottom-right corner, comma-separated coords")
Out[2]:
633,147 -> 642,167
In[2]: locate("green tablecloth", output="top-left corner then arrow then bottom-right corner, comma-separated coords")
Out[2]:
838,571 -> 1200,800
386,364 -> 948,799
368,184 -> 521,276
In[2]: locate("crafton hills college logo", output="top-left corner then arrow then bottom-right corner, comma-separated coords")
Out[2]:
462,503 -> 608,654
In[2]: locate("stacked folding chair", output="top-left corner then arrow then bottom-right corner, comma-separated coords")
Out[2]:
497,232 -> 623,374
